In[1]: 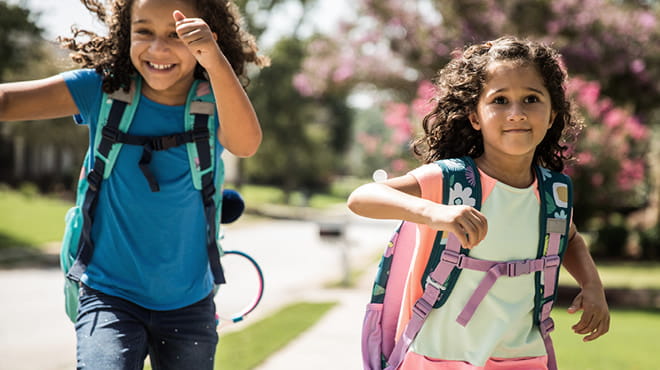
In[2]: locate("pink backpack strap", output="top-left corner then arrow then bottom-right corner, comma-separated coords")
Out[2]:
385,232 -> 462,370
538,217 -> 567,370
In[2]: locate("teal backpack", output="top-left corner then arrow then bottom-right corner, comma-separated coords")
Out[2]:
361,157 -> 573,370
60,77 -> 225,322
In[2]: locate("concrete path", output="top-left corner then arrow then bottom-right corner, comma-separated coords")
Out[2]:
0,213 -> 395,370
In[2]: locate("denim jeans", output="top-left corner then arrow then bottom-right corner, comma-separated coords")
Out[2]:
75,285 -> 218,370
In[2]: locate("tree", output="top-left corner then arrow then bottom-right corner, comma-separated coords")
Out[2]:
295,0 -> 659,256
0,0 -> 44,81
234,0 -> 354,199
244,36 -> 352,200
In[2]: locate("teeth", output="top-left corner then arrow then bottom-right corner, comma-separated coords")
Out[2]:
148,62 -> 173,70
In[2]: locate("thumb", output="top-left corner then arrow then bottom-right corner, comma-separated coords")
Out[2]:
173,10 -> 186,22
567,294 -> 583,314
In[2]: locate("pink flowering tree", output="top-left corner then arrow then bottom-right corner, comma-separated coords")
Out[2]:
294,0 -> 659,255
565,78 -> 650,225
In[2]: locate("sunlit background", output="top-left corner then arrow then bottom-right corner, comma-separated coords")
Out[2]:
1,1 -> 659,369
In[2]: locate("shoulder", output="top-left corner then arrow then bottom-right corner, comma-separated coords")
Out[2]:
60,69 -> 104,125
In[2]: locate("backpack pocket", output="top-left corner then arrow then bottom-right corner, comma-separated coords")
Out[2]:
362,303 -> 385,370
60,206 -> 83,322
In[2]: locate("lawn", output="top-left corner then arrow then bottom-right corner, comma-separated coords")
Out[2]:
215,301 -> 337,369
0,189 -> 72,249
553,308 -> 660,370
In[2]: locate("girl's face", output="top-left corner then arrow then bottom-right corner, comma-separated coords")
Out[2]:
129,0 -> 200,104
469,61 -> 556,162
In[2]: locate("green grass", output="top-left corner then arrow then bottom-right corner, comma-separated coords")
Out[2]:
230,184 -> 345,209
553,308 -> 660,370
559,261 -> 660,289
215,301 -> 337,369
0,189 -> 72,249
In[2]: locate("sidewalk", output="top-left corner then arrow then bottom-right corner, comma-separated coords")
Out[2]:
0,210 -> 395,370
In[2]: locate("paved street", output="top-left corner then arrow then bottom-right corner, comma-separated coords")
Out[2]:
0,213 -> 396,370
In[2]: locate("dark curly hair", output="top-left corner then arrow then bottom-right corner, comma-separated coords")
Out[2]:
412,36 -> 581,172
59,0 -> 269,94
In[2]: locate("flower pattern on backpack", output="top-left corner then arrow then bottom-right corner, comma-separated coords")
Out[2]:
448,183 -> 476,207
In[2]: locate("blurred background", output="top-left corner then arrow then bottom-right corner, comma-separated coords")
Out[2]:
1,0 -> 659,259
1,0 -> 660,369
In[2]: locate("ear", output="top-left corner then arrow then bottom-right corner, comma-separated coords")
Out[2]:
549,110 -> 557,127
212,32 -> 218,41
469,112 -> 481,131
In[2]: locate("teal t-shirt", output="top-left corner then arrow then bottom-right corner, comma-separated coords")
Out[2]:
62,69 -> 222,310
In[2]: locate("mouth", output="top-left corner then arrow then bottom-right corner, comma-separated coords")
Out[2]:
146,61 -> 176,71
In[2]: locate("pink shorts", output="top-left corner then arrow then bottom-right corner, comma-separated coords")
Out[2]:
400,351 -> 548,370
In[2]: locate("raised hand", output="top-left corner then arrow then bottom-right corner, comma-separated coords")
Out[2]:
172,10 -> 223,70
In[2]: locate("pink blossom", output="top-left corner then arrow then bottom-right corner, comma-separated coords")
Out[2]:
625,117 -> 649,141
384,103 -> 411,129
333,63 -> 355,83
617,159 -> 645,191
591,173 -> 604,187
603,108 -> 626,128
630,59 -> 646,74
357,133 -> 379,154
577,152 -> 594,166
390,159 -> 408,173
293,74 -> 315,97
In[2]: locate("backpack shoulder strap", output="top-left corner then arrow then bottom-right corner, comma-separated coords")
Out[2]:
66,79 -> 141,281
92,78 -> 141,179
385,156 -> 482,369
183,80 -> 226,285
422,156 -> 482,309
533,166 -> 573,370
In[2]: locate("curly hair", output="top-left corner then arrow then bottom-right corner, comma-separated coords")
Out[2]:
412,36 -> 581,172
58,0 -> 269,94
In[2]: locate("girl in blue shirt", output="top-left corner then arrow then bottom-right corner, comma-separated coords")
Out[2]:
0,0 -> 267,368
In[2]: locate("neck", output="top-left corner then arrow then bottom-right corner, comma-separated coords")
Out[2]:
474,153 -> 535,188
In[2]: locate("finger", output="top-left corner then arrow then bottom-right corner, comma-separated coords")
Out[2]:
567,295 -> 583,314
582,318 -> 608,342
459,220 -> 478,249
572,313 -> 595,333
173,10 -> 186,22
470,211 -> 488,243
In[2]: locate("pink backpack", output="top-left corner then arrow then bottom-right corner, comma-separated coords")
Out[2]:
361,157 -> 572,370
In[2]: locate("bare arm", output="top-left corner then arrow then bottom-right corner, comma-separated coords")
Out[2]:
0,75 -> 78,122
174,11 -> 261,158
562,223 -> 610,341
348,175 -> 488,249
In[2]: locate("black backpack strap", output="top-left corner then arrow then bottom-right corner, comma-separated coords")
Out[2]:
67,95 -> 130,282
190,102 -> 225,284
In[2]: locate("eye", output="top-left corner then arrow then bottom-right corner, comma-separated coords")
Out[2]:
492,96 -> 508,104
524,95 -> 541,104
169,32 -> 179,39
133,28 -> 152,36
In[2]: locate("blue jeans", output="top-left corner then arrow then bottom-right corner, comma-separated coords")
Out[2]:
76,285 -> 218,370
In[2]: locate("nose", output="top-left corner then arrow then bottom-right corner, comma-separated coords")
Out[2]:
149,36 -> 171,53
507,103 -> 527,122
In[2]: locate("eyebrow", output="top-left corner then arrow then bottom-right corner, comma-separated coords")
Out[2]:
132,19 -> 176,27
489,87 -> 546,95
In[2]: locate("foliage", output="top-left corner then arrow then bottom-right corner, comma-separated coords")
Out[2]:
243,36 -> 352,196
0,0 -> 44,81
296,0 -> 658,244
296,0 -> 660,118
565,77 -> 651,225
215,301 -> 336,369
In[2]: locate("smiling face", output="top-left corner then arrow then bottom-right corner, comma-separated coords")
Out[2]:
129,0 -> 200,104
469,61 -> 557,163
